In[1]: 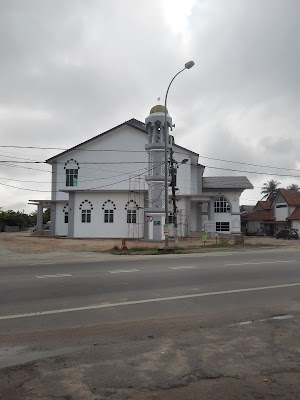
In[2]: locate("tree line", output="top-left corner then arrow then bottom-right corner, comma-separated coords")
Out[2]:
0,209 -> 50,231
261,180 -> 300,200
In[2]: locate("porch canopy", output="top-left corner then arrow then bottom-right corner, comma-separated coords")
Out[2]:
28,199 -> 55,233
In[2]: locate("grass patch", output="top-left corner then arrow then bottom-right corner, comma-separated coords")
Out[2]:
109,242 -> 274,255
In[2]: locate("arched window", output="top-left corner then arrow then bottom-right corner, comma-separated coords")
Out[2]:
79,200 -> 93,223
102,200 -> 116,223
214,196 -> 231,213
125,200 -> 139,224
64,159 -> 79,187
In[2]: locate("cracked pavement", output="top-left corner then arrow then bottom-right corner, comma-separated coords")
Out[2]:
1,309 -> 300,399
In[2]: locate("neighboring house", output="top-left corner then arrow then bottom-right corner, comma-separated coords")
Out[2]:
29,106 -> 253,239
242,189 -> 300,235
242,201 -> 274,235
240,205 -> 255,214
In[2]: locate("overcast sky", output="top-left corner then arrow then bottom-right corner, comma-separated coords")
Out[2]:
0,0 -> 299,212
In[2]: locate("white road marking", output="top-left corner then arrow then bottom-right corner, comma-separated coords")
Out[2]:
29,262 -> 58,266
270,314 -> 294,320
225,260 -> 296,266
35,274 -> 73,279
169,266 -> 196,270
109,269 -> 140,274
1,282 -> 300,321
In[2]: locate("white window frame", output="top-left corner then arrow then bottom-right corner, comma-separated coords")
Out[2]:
216,222 -> 230,232
127,210 -> 137,224
104,209 -> 114,223
214,197 -> 231,213
81,209 -> 91,223
66,168 -> 78,187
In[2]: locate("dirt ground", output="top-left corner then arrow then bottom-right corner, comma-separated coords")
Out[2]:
0,231 -> 297,255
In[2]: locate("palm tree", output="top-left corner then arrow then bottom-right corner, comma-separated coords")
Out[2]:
287,184 -> 300,191
261,179 -> 281,200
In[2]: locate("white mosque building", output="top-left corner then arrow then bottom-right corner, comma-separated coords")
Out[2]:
30,105 -> 253,239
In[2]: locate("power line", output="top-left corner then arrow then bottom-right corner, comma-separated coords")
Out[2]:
0,163 -> 152,185
0,181 -> 50,192
0,145 -> 145,153
173,151 -> 300,173
0,152 -> 40,162
1,162 -> 51,173
1,144 -> 299,172
205,165 -> 300,178
0,161 -> 146,176
0,160 -> 149,164
0,162 -> 158,193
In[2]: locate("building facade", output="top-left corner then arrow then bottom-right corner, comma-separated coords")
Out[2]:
242,189 -> 300,235
30,106 -> 253,239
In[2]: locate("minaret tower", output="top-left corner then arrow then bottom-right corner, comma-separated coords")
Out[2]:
145,104 -> 174,241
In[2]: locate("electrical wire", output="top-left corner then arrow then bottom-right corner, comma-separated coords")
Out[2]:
0,145 -> 145,153
0,161 -> 155,177
0,162 -> 164,193
205,165 -> 300,178
1,144 -> 299,173
0,181 -> 50,192
0,165 -> 149,184
173,151 -> 300,173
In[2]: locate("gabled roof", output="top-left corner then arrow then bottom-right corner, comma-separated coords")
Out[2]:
46,118 -> 199,163
202,176 -> 253,190
256,201 -> 272,210
275,189 -> 300,206
240,205 -> 255,213
287,207 -> 300,220
243,209 -> 274,221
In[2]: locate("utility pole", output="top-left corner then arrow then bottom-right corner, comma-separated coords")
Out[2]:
169,148 -> 179,246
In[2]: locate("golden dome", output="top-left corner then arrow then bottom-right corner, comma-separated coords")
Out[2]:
150,104 -> 168,114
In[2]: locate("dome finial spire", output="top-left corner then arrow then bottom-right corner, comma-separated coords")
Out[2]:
150,104 -> 168,114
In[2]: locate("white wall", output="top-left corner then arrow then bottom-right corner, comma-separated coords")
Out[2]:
275,203 -> 288,221
55,202 -> 69,236
190,202 -> 198,232
201,191 -> 242,234
291,220 -> 300,231
50,126 -> 148,202
49,126 -> 196,202
72,191 -> 144,238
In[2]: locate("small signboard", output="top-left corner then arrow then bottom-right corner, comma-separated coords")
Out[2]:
204,222 -> 216,233
154,220 -> 161,226
164,224 -> 169,236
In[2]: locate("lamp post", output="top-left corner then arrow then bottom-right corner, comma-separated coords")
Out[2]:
170,151 -> 189,246
164,61 -> 195,250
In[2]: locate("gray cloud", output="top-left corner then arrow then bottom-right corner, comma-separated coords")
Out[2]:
0,0 -> 299,211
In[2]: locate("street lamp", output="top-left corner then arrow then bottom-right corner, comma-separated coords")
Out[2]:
164,61 -> 195,250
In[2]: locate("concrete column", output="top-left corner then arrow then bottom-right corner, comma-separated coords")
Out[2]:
37,203 -> 43,232
68,192 -> 75,238
196,203 -> 202,232
50,203 -> 56,236
207,199 -> 215,238
208,199 -> 214,220
51,163 -> 58,201
185,197 -> 191,236
143,212 -> 148,240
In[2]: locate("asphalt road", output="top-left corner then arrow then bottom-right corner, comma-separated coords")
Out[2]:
1,248 -> 300,333
1,248 -> 300,399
